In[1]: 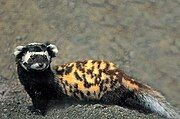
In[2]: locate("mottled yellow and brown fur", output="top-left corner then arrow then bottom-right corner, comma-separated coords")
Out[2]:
53,60 -> 150,100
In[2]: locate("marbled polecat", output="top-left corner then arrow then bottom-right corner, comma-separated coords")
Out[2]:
14,42 -> 179,119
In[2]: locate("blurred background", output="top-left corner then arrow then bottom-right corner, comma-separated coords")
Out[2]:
0,0 -> 179,118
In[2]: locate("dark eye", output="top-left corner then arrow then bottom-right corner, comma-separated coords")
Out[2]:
23,62 -> 27,66
31,56 -> 35,60
28,47 -> 35,52
41,44 -> 47,50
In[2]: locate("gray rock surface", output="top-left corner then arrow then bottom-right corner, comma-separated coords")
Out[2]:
0,0 -> 179,118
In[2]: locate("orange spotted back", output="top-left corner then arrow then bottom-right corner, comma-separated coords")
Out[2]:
52,60 -> 123,100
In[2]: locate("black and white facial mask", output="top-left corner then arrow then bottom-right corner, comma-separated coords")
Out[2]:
14,43 -> 58,71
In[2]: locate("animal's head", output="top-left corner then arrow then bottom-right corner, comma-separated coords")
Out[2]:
14,42 -> 58,71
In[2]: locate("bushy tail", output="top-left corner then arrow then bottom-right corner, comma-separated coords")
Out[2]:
121,74 -> 180,119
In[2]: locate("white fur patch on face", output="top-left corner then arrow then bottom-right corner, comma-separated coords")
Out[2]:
28,42 -> 42,45
21,51 -> 50,70
22,51 -> 50,63
47,44 -> 58,54
14,46 -> 24,56
30,63 -> 46,70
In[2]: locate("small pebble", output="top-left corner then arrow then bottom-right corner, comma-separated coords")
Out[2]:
16,35 -> 27,41
3,108 -> 7,112
0,9 -> 4,15
16,36 -> 22,40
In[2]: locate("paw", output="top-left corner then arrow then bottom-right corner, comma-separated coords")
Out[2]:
28,106 -> 47,116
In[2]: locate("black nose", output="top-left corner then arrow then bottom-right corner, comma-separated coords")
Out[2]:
38,63 -> 43,67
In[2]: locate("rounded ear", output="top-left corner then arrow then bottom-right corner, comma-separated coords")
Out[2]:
14,46 -> 24,57
46,44 -> 58,57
